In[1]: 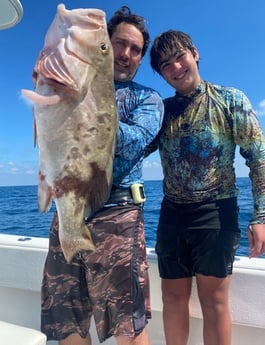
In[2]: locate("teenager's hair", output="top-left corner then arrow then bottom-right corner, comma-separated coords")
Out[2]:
150,30 -> 197,73
107,6 -> 150,57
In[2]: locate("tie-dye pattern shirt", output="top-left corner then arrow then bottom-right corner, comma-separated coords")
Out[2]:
156,81 -> 265,223
113,81 -> 164,188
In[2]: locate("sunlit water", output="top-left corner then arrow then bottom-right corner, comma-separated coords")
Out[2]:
0,177 -> 262,257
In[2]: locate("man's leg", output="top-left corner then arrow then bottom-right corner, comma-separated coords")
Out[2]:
41,212 -> 92,342
196,274 -> 232,345
83,205 -> 151,344
161,277 -> 192,345
59,333 -> 92,345
116,328 -> 151,345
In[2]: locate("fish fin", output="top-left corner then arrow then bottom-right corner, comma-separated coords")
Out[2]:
33,117 -> 37,147
38,173 -> 53,213
61,225 -> 96,263
21,89 -> 61,105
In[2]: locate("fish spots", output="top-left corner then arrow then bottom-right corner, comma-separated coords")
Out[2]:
97,143 -> 107,150
86,162 -> 110,213
38,170 -> 53,212
88,127 -> 98,134
73,124 -> 81,142
97,113 -> 111,124
53,186 -> 64,198
38,170 -> 46,181
54,162 -> 110,216
54,175 -> 86,197
82,145 -> 91,155
66,147 -> 82,160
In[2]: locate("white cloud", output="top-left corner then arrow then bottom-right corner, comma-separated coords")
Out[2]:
143,160 -> 161,168
255,99 -> 265,116
143,159 -> 163,181
25,169 -> 35,175
10,167 -> 19,174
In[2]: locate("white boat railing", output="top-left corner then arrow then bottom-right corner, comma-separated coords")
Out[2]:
0,234 -> 265,345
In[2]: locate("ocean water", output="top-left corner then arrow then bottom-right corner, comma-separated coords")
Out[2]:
0,178 -> 263,257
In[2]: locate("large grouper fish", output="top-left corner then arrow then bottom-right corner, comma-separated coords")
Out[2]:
22,4 -> 117,262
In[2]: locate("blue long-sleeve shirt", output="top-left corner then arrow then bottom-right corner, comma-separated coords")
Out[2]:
150,81 -> 265,223
113,81 -> 164,188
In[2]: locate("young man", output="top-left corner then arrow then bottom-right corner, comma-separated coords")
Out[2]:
148,30 -> 265,345
41,7 -> 164,345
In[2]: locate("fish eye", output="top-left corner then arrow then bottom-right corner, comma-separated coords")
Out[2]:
100,42 -> 108,54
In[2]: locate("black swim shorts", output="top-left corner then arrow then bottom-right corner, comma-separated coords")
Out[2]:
41,204 -> 151,343
156,197 -> 241,279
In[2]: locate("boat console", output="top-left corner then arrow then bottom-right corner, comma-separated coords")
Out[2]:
0,0 -> 23,30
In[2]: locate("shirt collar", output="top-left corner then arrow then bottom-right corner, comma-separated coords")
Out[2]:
174,80 -> 206,101
114,80 -> 132,90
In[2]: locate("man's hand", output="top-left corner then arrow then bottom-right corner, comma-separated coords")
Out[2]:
247,223 -> 265,258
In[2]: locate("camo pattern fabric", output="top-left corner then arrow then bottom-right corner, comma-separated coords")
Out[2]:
41,204 -> 151,342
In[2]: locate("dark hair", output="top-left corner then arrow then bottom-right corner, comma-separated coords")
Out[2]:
107,6 -> 150,57
150,30 -> 197,74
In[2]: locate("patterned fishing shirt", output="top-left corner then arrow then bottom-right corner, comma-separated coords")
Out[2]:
113,80 -> 164,188
153,80 -> 265,223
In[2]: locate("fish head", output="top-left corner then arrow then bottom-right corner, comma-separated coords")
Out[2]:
46,4 -> 112,64
35,4 -> 113,94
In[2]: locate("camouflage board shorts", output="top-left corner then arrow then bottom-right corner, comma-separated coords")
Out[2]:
41,204 -> 151,342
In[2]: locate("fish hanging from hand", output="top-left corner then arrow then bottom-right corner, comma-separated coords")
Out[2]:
22,4 -> 117,263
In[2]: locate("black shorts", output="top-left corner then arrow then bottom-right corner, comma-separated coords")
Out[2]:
156,197 -> 241,279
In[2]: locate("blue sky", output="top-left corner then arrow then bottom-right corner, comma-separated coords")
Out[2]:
0,0 -> 265,186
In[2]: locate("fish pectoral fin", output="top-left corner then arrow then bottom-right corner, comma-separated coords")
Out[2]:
21,89 -> 61,105
38,176 -> 53,213
33,116 -> 37,147
83,226 -> 96,248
